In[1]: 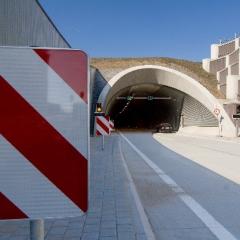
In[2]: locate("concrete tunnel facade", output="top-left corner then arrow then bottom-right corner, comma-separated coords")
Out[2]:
98,65 -> 236,137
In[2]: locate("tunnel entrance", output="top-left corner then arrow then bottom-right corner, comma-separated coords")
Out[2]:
94,65 -> 231,136
106,84 -> 185,131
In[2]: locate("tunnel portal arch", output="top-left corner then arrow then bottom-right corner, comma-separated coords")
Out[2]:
98,65 -> 236,137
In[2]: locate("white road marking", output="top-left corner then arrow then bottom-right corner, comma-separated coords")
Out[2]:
120,133 -> 237,240
119,139 -> 156,240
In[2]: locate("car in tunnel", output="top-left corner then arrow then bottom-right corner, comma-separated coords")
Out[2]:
156,123 -> 173,133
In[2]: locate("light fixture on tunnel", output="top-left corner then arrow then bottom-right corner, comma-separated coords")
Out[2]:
94,103 -> 104,116
96,103 -> 102,112
117,96 -> 172,101
127,96 -> 134,101
147,96 -> 154,101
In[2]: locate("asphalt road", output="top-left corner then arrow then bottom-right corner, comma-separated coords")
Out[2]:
119,132 -> 240,240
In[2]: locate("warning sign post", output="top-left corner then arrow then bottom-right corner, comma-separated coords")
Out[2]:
96,115 -> 111,150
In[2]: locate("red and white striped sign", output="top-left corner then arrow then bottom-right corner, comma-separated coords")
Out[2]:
96,116 -> 110,136
0,47 -> 88,220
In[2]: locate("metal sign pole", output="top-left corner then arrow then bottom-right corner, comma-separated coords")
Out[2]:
238,120 -> 239,137
30,219 -> 44,240
218,119 -> 223,137
236,119 -> 239,137
102,135 -> 105,151
218,119 -> 220,137
232,115 -> 240,137
218,115 -> 224,137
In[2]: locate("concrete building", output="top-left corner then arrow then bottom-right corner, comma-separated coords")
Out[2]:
202,36 -> 240,134
0,0 -> 70,48
202,36 -> 240,99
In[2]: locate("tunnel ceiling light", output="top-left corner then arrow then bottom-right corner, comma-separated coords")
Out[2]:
127,96 -> 134,101
147,96 -> 154,101
116,96 -> 171,101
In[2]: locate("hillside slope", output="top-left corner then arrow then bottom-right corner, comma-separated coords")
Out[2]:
91,57 -> 223,98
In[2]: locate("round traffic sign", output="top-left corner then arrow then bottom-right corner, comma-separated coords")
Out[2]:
214,108 -> 220,116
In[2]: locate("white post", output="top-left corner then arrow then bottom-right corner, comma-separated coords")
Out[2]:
181,114 -> 184,128
236,119 -> 239,137
30,219 -> 44,240
218,119 -> 223,137
102,135 -> 105,150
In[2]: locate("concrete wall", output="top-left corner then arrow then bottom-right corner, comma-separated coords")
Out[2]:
226,76 -> 240,100
89,67 -> 108,135
209,57 -> 226,74
0,0 -> 70,48
229,49 -> 239,65
230,63 -> 239,75
223,103 -> 240,136
217,68 -> 228,86
218,40 -> 235,57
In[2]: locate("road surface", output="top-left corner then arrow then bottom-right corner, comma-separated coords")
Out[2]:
119,132 -> 240,240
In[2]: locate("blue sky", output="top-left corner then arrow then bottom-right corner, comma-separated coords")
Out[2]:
39,0 -> 240,61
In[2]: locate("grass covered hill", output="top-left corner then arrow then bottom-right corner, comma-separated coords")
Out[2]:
91,57 -> 223,98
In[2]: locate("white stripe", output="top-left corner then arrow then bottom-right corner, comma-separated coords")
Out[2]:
0,135 -> 83,218
97,116 -> 110,128
119,139 -> 156,240
109,120 -> 114,130
0,48 -> 88,158
96,123 -> 109,136
120,133 -> 237,240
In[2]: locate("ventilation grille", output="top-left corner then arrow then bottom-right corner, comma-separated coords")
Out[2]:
182,95 -> 218,127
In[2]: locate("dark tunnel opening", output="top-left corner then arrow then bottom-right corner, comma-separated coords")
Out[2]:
106,84 -> 185,131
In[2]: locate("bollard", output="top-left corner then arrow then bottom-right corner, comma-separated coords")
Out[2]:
102,135 -> 105,150
236,119 -> 239,137
30,219 -> 44,240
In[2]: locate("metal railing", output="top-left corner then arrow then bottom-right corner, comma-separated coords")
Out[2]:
219,33 -> 240,45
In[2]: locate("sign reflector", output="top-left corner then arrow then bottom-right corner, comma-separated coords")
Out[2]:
214,107 -> 220,116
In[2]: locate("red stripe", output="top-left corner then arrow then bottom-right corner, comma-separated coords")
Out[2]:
34,49 -> 88,103
0,193 -> 27,219
96,118 -> 109,135
0,76 -> 88,212
104,116 -> 110,122
96,130 -> 101,136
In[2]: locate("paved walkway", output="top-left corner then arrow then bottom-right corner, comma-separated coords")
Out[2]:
0,135 -> 147,240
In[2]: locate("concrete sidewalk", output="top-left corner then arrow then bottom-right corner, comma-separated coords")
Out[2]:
177,126 -> 240,142
0,136 -> 147,240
